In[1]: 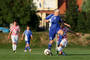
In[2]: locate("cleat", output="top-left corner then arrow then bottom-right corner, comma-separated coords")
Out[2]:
58,52 -> 66,56
24,50 -> 27,52
62,52 -> 66,56
50,52 -> 53,56
58,51 -> 62,56
13,50 -> 16,53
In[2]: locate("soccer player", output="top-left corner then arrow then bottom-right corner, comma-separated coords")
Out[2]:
21,25 -> 32,52
57,24 -> 79,56
45,9 -> 71,52
8,20 -> 20,53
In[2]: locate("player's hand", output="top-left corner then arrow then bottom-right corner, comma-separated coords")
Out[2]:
67,25 -> 71,28
44,20 -> 50,23
8,36 -> 10,40
64,23 -> 71,28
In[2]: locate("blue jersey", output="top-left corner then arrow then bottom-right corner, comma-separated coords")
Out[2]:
23,30 -> 32,41
45,14 -> 62,40
45,14 -> 62,31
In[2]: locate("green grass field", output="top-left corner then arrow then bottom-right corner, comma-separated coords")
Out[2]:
0,47 -> 90,60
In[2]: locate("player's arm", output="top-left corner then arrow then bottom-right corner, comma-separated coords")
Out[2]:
18,26 -> 20,39
44,14 -> 54,23
30,31 -> 33,40
8,31 -> 12,39
21,32 -> 25,40
68,30 -> 76,34
30,35 -> 33,40
60,19 -> 71,28
68,29 -> 80,36
64,23 -> 71,28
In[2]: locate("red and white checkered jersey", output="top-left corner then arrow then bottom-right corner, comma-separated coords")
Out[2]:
10,25 -> 20,35
62,27 -> 69,39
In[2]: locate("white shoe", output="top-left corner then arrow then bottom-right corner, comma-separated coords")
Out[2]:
24,50 -> 27,52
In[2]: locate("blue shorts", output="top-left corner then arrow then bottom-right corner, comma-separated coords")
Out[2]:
25,41 -> 30,44
49,27 -> 61,40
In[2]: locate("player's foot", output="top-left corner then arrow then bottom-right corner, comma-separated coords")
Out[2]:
62,52 -> 66,56
58,51 -> 62,56
58,52 -> 66,56
24,50 -> 27,52
13,50 -> 16,53
29,49 -> 32,52
50,52 -> 53,56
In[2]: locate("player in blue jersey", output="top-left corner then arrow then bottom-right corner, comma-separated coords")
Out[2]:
21,25 -> 32,52
45,9 -> 71,52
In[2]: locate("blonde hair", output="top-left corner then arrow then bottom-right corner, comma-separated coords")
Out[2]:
54,9 -> 60,12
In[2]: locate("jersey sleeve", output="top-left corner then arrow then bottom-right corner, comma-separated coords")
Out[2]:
45,14 -> 54,20
30,31 -> 32,36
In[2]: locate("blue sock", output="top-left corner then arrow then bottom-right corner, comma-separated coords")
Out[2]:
27,46 -> 30,50
25,47 -> 28,50
58,34 -> 62,46
48,44 -> 52,50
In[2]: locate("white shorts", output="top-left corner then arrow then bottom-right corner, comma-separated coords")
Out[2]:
60,38 -> 68,47
11,35 -> 18,43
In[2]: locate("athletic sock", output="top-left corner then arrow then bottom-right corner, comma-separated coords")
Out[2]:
58,46 -> 63,52
14,44 -> 16,51
48,44 -> 52,50
58,34 -> 62,45
12,44 -> 14,51
25,47 -> 28,50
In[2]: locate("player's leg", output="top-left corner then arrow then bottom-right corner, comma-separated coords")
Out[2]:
11,35 -> 17,52
48,31 -> 55,50
56,27 -> 63,46
56,34 -> 63,54
48,40 -> 54,50
58,39 -> 67,55
14,35 -> 18,51
56,28 -> 63,53
57,34 -> 63,47
24,41 -> 28,52
27,41 -> 31,52
24,41 -> 31,52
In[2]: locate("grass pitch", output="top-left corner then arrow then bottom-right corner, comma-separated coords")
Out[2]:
0,48 -> 90,60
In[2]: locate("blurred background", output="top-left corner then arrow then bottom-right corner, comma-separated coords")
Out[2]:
0,0 -> 90,48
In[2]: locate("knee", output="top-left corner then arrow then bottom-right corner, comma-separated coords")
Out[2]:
58,30 -> 63,35
26,44 -> 29,47
49,40 -> 54,44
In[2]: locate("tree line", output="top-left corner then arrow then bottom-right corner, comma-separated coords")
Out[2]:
0,0 -> 40,31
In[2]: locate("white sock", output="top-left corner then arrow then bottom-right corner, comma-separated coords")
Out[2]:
12,44 -> 15,51
58,46 -> 63,52
12,44 -> 17,51
14,44 -> 17,51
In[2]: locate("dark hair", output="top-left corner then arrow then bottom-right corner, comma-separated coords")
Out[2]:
13,20 -> 17,22
27,25 -> 30,27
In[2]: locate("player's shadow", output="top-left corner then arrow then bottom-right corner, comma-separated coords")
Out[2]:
67,54 -> 90,56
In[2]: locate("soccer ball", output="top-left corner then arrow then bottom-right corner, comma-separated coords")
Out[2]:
44,49 -> 51,55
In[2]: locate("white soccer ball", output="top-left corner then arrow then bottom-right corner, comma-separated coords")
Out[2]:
44,49 -> 51,55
